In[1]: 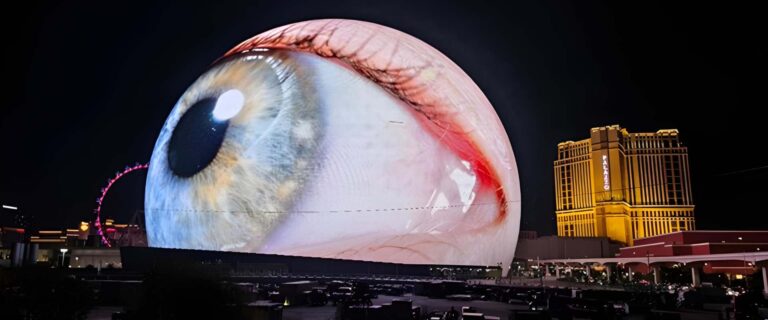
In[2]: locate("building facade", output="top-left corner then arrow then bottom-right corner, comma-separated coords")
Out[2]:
514,235 -> 620,260
554,125 -> 695,245
616,230 -> 767,275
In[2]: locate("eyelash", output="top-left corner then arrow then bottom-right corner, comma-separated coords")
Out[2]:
223,22 -> 444,122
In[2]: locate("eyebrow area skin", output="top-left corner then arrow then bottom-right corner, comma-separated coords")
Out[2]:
224,19 -> 520,228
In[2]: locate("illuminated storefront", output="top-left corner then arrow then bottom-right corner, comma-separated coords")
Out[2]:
555,125 -> 695,245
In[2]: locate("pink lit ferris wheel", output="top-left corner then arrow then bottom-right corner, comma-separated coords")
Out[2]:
93,163 -> 148,247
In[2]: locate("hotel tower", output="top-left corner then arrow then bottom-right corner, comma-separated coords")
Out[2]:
554,125 -> 695,245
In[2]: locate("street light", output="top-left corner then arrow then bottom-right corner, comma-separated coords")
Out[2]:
646,252 -> 653,285
537,256 -> 544,287
647,252 -> 650,269
60,248 -> 69,267
2,204 -> 18,210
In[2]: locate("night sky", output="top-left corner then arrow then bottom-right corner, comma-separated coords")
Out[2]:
3,1 -> 765,234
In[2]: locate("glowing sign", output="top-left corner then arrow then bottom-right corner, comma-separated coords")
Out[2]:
602,155 -> 610,191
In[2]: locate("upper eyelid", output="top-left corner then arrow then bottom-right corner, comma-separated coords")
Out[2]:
224,19 -> 519,226
225,20 -> 438,115
224,19 -> 505,141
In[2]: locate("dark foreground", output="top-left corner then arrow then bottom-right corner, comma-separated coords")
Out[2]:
2,267 -> 767,319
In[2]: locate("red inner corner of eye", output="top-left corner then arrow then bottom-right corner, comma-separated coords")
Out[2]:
420,120 -> 507,226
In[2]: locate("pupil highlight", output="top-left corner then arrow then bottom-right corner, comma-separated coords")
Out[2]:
213,89 -> 245,121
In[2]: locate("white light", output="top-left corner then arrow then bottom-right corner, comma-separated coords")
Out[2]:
212,89 -> 245,121
2,205 -> 18,210
60,248 -> 69,253
602,155 -> 610,190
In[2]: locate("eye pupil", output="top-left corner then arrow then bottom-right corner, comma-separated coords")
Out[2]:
167,97 -> 229,177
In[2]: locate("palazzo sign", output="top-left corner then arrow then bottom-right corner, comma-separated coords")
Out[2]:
602,155 -> 610,191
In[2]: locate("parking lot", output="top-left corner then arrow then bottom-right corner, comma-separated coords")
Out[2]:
284,294 -> 529,320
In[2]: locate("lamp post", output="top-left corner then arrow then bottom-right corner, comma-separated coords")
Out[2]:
60,248 -> 69,268
647,252 -> 650,272
646,252 -> 660,286
537,256 -> 544,287
646,252 -> 651,285
743,250 -> 753,287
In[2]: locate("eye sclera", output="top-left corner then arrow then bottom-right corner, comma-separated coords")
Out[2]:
225,19 -> 520,230
257,50 -> 506,263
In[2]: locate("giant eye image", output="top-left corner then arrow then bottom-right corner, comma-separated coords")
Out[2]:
145,19 -> 521,267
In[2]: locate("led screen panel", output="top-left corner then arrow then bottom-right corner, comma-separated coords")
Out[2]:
145,19 -> 521,267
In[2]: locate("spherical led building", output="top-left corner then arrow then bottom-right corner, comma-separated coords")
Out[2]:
145,19 -> 520,269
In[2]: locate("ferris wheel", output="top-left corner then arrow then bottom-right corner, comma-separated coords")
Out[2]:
93,163 -> 148,247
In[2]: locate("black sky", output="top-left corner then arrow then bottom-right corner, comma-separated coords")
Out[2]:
2,1 -> 765,233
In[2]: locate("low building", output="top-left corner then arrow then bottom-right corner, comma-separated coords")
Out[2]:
617,230 -> 768,274
518,230 -> 538,240
69,248 -> 122,269
515,235 -> 621,261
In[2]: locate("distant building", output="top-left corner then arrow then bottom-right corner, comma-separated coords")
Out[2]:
554,125 -> 695,245
515,235 -> 620,261
1,227 -> 25,246
69,248 -> 122,269
518,230 -> 538,240
1,206 -> 27,266
0,227 -> 26,266
617,230 -> 768,275
4,219 -> 147,268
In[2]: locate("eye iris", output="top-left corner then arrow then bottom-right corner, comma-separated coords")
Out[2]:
167,97 -> 229,177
